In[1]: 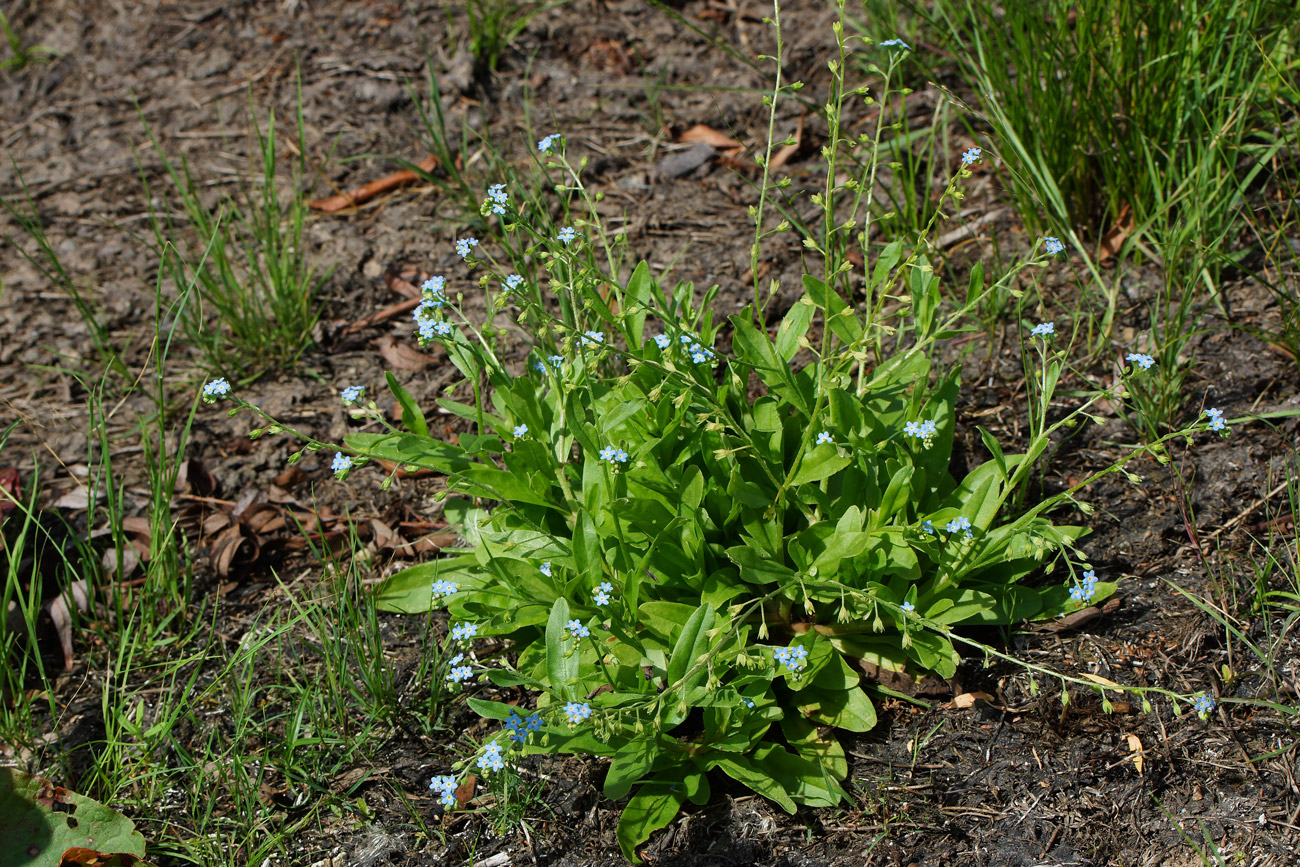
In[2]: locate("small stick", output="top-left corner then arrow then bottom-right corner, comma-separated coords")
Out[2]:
310,155 -> 439,212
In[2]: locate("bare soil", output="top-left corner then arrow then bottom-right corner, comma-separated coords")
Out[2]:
2,1 -> 1299,865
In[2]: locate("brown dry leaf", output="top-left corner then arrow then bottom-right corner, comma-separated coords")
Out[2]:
0,466 -> 21,520
454,774 -> 477,810
385,266 -> 425,300
211,524 -> 259,577
1082,673 -> 1124,690
59,848 -> 157,867
372,335 -> 435,370
1097,202 -> 1132,265
46,579 -> 90,670
679,123 -> 742,152
310,155 -> 439,213
273,465 -> 309,489
101,546 -> 140,580
52,487 -> 90,510
951,691 -> 996,709
173,458 -> 217,497
1125,733 -> 1144,774
369,518 -> 401,550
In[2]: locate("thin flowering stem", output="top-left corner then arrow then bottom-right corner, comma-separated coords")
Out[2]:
750,0 -> 787,324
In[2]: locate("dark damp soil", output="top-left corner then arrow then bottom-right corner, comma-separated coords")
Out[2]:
2,1 -> 1299,865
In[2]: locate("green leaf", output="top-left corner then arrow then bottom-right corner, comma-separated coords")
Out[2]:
372,554 -> 479,613
977,426 -> 1009,481
726,546 -> 796,585
545,598 -> 578,700
0,767 -> 149,866
616,775 -> 688,864
385,371 -> 428,438
789,447 -> 851,486
796,685 -> 877,732
775,297 -> 815,362
605,738 -> 664,800
666,603 -> 714,689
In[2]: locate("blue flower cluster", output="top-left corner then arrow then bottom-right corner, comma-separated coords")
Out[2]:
564,701 -> 592,725
478,742 -> 505,773
1069,569 -> 1098,604
566,619 -> 591,639
650,331 -> 717,365
538,134 -> 560,153
451,622 -> 478,641
945,516 -> 973,539
431,579 -> 458,599
504,711 -> 543,743
904,419 -> 938,445
1126,353 -> 1155,370
1192,693 -> 1216,715
1205,407 -> 1229,434
879,38 -> 910,50
557,226 -> 580,245
446,653 -> 473,684
504,274 -> 524,293
1031,321 -> 1055,338
774,644 -> 809,673
340,385 -> 365,405
593,582 -> 614,605
331,452 -> 352,474
961,147 -> 982,166
487,183 -> 508,215
202,378 -> 231,402
429,774 -> 458,809
599,445 -> 629,463
455,236 -> 479,259
414,277 -> 454,343
1044,237 -> 1065,255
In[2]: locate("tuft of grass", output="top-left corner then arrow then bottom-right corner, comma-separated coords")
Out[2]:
138,91 -> 330,376
463,0 -> 561,79
0,8 -> 57,72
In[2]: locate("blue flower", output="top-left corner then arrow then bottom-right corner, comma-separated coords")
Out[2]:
455,237 -> 479,258
581,330 -> 603,346
504,274 -> 524,293
1044,237 -> 1065,255
1204,407 -> 1229,434
1031,322 -> 1055,338
538,134 -> 559,153
961,147 -> 982,166
653,334 -> 671,349
599,445 -> 629,463
1192,693 -> 1216,715
921,520 -> 934,535
689,343 -> 716,363
878,38 -> 910,50
816,430 -> 833,445
773,644 -> 809,672
477,742 -> 505,773
679,333 -> 694,345
564,701 -> 592,725
513,423 -> 528,437
446,665 -> 474,684
487,184 -> 508,215
429,774 -> 459,809
566,619 -> 591,638
945,516 -> 973,539
594,581 -> 614,606
331,452 -> 352,474
434,321 -> 452,336
901,601 -> 915,613
451,622 -> 479,641
539,562 -> 552,577
340,385 -> 365,405
548,354 -> 564,366
534,360 -> 546,372
1126,352 -> 1155,370
904,419 -> 937,443
431,579 -> 458,599
202,377 -> 231,401
557,226 -> 580,244
742,697 -> 755,708
422,276 -> 446,301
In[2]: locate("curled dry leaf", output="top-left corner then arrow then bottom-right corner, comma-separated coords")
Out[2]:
372,335 -> 436,371
46,579 -> 90,670
1125,733 -> 1144,774
678,123 -> 743,153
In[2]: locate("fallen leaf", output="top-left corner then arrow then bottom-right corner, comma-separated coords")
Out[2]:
679,123 -> 742,151
454,774 -> 477,810
45,579 -> 90,670
1082,673 -> 1124,690
1125,733 -> 1144,774
1097,202 -> 1132,265
310,155 -> 439,213
951,691 -> 996,709
653,142 -> 714,179
372,335 -> 435,371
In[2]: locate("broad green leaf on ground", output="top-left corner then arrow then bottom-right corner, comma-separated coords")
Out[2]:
0,767 -> 153,867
